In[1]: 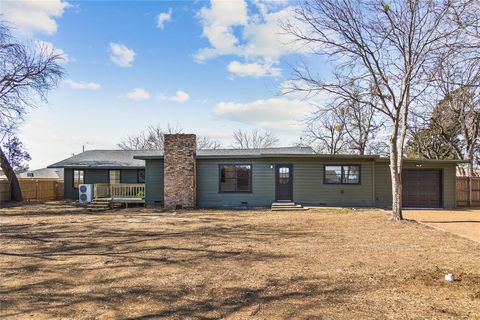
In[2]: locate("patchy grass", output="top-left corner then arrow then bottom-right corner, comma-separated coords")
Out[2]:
0,202 -> 479,319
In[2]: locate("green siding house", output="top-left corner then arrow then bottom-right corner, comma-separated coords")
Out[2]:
49,134 -> 460,209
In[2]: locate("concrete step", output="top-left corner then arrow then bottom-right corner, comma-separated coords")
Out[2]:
271,202 -> 307,211
272,204 -> 302,208
272,202 -> 295,206
271,207 -> 308,211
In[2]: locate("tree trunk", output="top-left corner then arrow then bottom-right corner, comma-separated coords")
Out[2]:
0,146 -> 22,202
389,137 -> 403,221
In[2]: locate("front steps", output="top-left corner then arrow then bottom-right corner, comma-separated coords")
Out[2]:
271,202 -> 307,211
88,198 -> 112,212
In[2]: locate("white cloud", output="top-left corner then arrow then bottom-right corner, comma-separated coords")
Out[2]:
227,60 -> 281,78
109,43 -> 136,67
62,79 -> 100,90
1,0 -> 70,35
156,8 -> 172,29
214,97 -> 315,130
35,40 -> 68,63
242,6 -> 308,61
195,0 -> 248,62
127,88 -> 150,101
159,90 -> 190,103
195,1 -> 309,76
171,90 -> 190,103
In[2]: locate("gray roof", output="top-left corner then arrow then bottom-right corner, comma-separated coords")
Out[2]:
19,168 -> 64,179
48,150 -> 161,169
135,147 -> 317,159
48,147 -> 466,169
0,167 -> 64,179
48,147 -> 316,168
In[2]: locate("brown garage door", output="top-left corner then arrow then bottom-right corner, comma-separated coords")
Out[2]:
402,169 -> 442,208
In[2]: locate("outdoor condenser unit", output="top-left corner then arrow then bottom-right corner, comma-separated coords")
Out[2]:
78,184 -> 93,203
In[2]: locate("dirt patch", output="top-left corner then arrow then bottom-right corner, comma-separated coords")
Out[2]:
404,209 -> 480,243
1,203 -> 479,319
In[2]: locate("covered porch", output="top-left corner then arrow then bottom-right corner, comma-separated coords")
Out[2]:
93,183 -> 145,204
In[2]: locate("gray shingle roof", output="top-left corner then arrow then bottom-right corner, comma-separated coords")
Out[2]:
135,147 -> 316,159
48,150 -> 160,168
47,147 -> 466,169
48,147 -> 316,168
19,168 -> 64,179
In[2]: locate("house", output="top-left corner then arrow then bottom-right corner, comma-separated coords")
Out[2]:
48,134 -> 462,209
0,168 -> 63,179
19,168 -> 64,179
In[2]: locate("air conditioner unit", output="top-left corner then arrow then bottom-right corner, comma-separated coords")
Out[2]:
79,184 -> 93,204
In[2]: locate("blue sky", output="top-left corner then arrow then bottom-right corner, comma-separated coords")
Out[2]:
1,0 -> 330,169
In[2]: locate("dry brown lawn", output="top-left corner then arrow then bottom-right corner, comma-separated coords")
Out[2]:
0,202 -> 479,319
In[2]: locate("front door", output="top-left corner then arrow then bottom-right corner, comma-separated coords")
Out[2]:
276,164 -> 293,201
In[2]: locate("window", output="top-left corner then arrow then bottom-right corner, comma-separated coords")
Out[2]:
342,165 -> 360,184
324,165 -> 360,184
137,169 -> 145,183
109,170 -> 121,184
324,166 -> 342,184
219,164 -> 252,192
73,170 -> 84,188
278,167 -> 290,184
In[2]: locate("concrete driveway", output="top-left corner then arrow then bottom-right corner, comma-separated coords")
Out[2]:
404,209 -> 480,243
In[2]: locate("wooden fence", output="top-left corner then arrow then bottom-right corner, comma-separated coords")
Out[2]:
0,180 -> 9,204
456,177 -> 480,207
0,179 -> 64,203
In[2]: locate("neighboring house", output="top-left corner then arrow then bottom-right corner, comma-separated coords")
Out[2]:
18,168 -> 64,179
0,168 -> 64,179
48,134 -> 463,209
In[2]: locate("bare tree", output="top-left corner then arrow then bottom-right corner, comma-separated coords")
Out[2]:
118,124 -> 222,150
306,83 -> 384,155
284,0 -> 460,220
431,50 -> 480,176
231,129 -> 279,149
118,124 -> 183,150
453,0 -> 480,49
342,100 -> 384,155
303,109 -> 348,154
0,23 -> 64,201
196,136 -> 223,150
405,114 -> 459,160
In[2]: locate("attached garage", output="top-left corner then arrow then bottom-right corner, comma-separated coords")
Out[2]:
402,169 -> 442,208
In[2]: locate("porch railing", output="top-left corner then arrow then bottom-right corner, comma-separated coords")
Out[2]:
94,183 -> 145,199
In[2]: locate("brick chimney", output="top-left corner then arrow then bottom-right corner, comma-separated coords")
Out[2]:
163,134 -> 196,209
